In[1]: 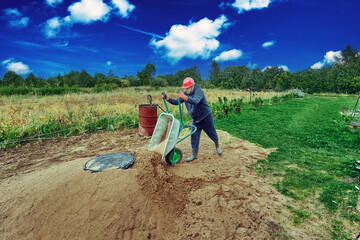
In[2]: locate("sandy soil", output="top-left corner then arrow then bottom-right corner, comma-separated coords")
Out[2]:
0,128 -> 318,239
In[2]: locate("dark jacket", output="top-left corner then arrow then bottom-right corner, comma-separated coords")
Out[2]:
167,84 -> 212,123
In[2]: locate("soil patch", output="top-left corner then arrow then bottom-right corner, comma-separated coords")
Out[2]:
0,128 -> 316,239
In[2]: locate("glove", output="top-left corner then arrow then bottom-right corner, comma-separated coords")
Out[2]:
178,91 -> 188,101
161,92 -> 169,101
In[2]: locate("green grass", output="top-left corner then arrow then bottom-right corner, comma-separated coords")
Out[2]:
215,94 -> 360,238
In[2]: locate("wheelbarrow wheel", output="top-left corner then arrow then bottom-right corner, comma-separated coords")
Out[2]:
165,147 -> 182,165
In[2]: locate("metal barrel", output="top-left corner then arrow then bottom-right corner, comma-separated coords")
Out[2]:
139,104 -> 157,136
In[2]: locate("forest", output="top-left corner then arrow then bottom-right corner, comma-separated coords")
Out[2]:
1,45 -> 359,95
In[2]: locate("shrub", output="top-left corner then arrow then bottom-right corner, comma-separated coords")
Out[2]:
253,97 -> 263,107
93,84 -> 117,93
291,89 -> 305,98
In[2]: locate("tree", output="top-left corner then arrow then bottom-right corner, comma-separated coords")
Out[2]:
64,71 -> 80,87
209,60 -> 220,86
263,66 -> 285,90
25,73 -> 37,87
251,68 -> 265,91
125,75 -> 140,86
218,65 -> 250,89
2,71 -> 24,86
137,63 -> 156,86
340,45 -> 359,65
78,69 -> 95,88
94,73 -> 107,86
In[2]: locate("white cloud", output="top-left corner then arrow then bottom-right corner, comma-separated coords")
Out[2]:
4,8 -> 21,17
112,0 -> 135,18
232,0 -> 272,14
311,50 -> 342,69
279,65 -> 289,71
2,59 -> 12,65
46,0 -> 63,7
68,0 -> 111,24
9,17 -> 29,28
214,49 -> 243,62
311,62 -> 324,69
151,15 -> 229,64
4,8 -> 29,29
323,51 -> 342,64
262,40 -> 275,48
44,17 -> 63,38
2,58 -> 31,75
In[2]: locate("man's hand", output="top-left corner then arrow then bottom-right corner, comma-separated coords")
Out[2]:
161,92 -> 169,100
178,91 -> 188,101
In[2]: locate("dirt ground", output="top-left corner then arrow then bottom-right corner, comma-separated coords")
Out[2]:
0,128 -> 319,239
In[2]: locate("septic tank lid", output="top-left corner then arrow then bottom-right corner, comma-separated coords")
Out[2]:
84,153 -> 135,172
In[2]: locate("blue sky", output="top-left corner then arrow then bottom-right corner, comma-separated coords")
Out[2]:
1,0 -> 359,79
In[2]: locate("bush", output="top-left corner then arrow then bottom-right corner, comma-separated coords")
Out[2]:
0,86 -> 33,96
93,84 -> 117,93
119,79 -> 131,88
211,97 -> 243,116
253,97 -> 263,107
291,89 -> 305,98
150,78 -> 168,87
0,86 -> 82,96
36,86 -> 81,95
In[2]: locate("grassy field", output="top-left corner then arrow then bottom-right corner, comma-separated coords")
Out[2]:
0,87 -> 283,147
1,87 -> 359,238
216,94 -> 360,239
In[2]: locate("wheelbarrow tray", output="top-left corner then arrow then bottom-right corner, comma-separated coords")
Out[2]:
148,113 -> 180,164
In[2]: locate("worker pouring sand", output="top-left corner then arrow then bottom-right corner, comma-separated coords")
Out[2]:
161,77 -> 222,162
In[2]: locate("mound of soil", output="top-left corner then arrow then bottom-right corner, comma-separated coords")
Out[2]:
0,128 -> 314,239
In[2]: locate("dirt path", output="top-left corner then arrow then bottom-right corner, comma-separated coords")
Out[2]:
0,129 -> 316,239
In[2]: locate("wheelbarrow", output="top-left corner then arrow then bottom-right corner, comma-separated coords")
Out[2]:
148,97 -> 196,166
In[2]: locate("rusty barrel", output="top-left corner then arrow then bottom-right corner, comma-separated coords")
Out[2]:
139,104 -> 157,136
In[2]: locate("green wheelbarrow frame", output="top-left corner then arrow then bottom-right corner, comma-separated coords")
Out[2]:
148,98 -> 197,166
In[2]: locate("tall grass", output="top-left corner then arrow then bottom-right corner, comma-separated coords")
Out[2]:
0,87 -> 287,148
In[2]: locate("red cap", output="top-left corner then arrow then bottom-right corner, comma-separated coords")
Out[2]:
182,77 -> 195,88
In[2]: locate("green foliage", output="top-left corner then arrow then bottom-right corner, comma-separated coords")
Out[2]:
0,86 -> 82,96
218,65 -> 250,89
209,60 -> 220,86
1,44 -> 359,94
211,97 -> 243,116
3,71 -> 24,87
328,219 -> 352,240
253,97 -> 263,107
93,84 -> 117,93
137,63 -> 156,86
151,77 -> 168,87
173,65 -> 202,87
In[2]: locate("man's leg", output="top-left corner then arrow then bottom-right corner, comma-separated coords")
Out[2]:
201,114 -> 222,155
187,122 -> 202,162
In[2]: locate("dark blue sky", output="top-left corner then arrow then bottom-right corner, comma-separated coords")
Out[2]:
1,0 -> 359,79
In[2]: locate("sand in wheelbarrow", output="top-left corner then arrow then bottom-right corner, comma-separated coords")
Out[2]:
0,129 -> 319,239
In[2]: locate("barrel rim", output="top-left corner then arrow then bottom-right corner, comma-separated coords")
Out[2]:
139,104 -> 157,107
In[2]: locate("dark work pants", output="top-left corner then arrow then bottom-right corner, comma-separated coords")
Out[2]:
191,113 -> 219,149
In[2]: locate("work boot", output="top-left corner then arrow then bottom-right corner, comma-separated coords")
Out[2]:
215,142 -> 222,155
186,148 -> 198,162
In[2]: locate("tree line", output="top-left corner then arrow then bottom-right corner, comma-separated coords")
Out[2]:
1,45 -> 359,94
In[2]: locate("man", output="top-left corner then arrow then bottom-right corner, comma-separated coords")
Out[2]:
162,77 -> 222,162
